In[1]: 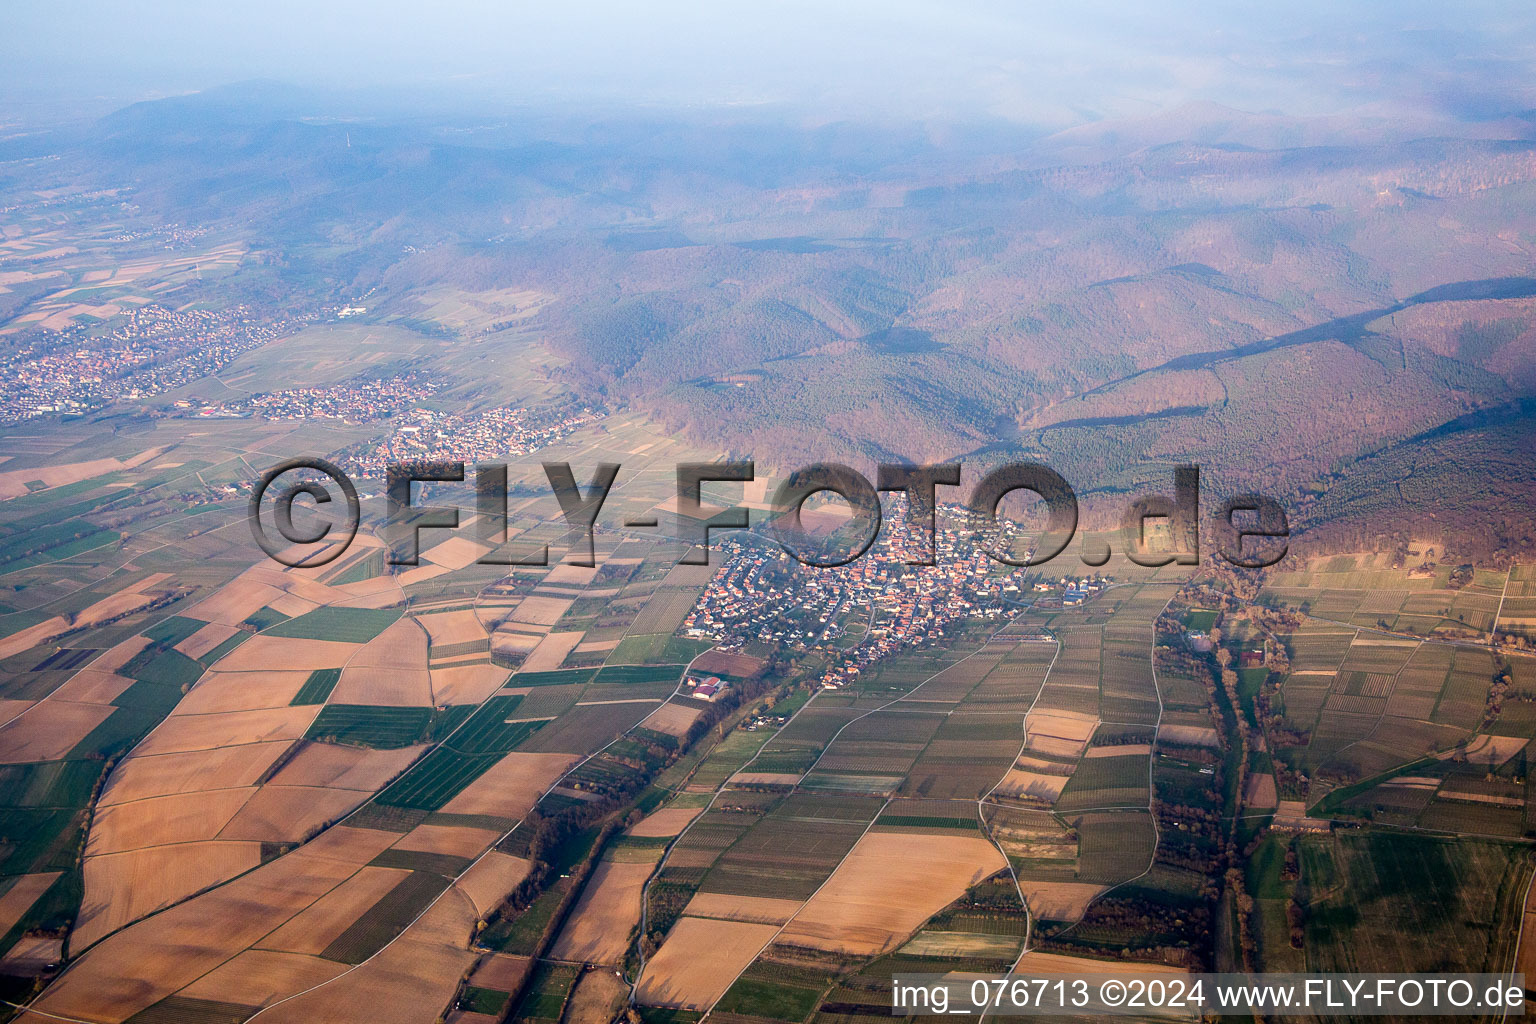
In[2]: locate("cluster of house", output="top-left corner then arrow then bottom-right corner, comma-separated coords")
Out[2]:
2,303 -> 318,424
340,403 -> 604,478
684,505 -> 1115,692
194,373 -> 441,422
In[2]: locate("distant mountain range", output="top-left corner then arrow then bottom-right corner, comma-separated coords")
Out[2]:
6,84 -> 1535,561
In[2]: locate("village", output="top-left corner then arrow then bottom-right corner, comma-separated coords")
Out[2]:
187,372 -> 443,422
0,303 -> 320,424
682,501 -> 1110,690
338,402 -> 606,479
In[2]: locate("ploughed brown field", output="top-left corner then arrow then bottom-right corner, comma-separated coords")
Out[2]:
549,860 -> 654,963
777,832 -> 1007,955
439,751 -> 580,818
635,917 -> 782,1009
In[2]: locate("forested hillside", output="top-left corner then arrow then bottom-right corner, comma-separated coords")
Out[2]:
6,91 -> 1536,559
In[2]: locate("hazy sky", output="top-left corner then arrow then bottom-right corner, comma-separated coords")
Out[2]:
4,1 -> 1536,126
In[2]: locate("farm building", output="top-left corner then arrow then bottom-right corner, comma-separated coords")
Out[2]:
689,676 -> 728,701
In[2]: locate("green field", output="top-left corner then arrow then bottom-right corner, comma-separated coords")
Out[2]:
688,729 -> 776,790
242,606 -> 290,631
121,644 -> 205,690
451,694 -> 544,753
320,870 -> 451,963
1184,609 -> 1218,631
593,663 -> 687,686
715,976 -> 824,1021
141,615 -> 206,647
512,961 -> 579,1023
290,668 -> 342,705
305,704 -> 434,747
606,632 -> 674,665
266,606 -> 400,643
486,881 -> 568,956
1295,832 -> 1528,975
459,986 -> 512,1015
873,814 -> 979,831
371,847 -> 476,875
374,747 -> 506,810
511,668 -> 597,687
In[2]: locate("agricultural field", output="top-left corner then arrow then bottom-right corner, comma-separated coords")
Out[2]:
0,410 -> 790,1023
775,831 -> 1006,954
1,390 -> 1532,1024
1261,554 -> 1515,641
1256,608 -> 1532,832
624,578 -> 1203,1014
1498,564 -> 1536,641
1264,831 -> 1529,976
267,607 -> 400,643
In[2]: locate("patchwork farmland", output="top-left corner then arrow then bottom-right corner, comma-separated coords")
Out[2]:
0,417 -> 788,1024
0,414 -> 1532,1024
